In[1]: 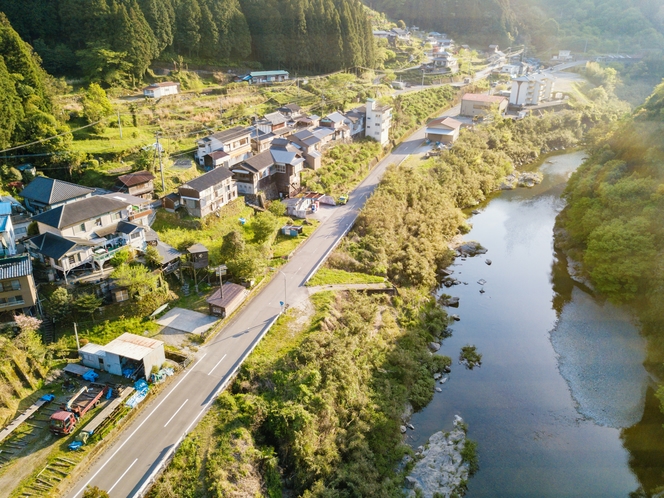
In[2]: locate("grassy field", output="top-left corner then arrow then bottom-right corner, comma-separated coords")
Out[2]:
306,267 -> 386,286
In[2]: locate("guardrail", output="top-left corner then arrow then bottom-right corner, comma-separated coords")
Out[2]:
131,312 -> 282,498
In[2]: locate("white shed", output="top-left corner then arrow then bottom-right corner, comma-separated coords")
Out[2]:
78,333 -> 165,380
143,82 -> 180,98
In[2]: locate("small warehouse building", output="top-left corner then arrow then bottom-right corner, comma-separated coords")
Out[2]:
460,94 -> 508,118
206,282 -> 249,317
425,117 -> 463,144
143,82 -> 180,98
79,333 -> 165,380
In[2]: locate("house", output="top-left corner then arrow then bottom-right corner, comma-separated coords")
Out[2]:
295,114 -> 320,128
499,64 -> 521,77
285,197 -> 312,218
344,106 -> 366,138
20,177 -> 94,214
509,73 -> 555,106
26,194 -> 152,279
391,28 -> 411,41
161,193 -> 181,212
237,70 -> 289,84
1,195 -> 31,242
143,82 -> 180,98
320,112 -> 351,141
0,255 -> 37,315
460,94 -> 508,117
311,127 -> 335,147
365,98 -> 393,147
0,203 -> 16,257
79,333 -> 165,380
552,50 -> 573,62
431,51 -> 458,73
289,129 -> 323,170
178,167 -> 237,218
249,127 -> 276,154
232,139 -> 305,199
206,282 -> 249,317
255,112 -> 289,134
196,126 -> 252,167
203,150 -> 231,171
113,170 -> 155,200
277,104 -> 303,120
425,117 -> 463,144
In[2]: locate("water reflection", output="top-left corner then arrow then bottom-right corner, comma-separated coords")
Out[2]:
407,151 -> 664,496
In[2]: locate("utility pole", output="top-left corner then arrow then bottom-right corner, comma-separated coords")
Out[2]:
117,111 -> 123,139
74,322 -> 80,351
155,132 -> 165,193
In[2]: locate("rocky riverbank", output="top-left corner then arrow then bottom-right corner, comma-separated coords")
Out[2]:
404,415 -> 471,498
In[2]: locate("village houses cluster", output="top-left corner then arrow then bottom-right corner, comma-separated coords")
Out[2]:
0,88 -> 393,323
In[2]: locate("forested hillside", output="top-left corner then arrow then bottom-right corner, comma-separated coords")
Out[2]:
364,0 -> 518,46
524,0 -> 664,53
556,81 -> 664,374
0,14 -> 72,170
0,0 -> 374,81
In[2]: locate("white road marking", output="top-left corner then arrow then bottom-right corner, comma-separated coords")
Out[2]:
107,458 -> 138,493
207,354 -> 227,376
164,399 -> 188,427
72,353 -> 207,498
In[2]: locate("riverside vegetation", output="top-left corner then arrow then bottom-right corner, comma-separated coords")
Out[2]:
556,80 -> 664,395
151,88 -> 626,495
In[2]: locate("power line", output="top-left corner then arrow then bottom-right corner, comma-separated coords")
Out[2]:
0,120 -> 104,155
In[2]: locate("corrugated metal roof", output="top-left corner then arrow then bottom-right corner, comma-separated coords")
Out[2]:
0,255 -> 32,279
116,170 -> 155,187
249,71 -> 289,77
187,243 -> 208,254
103,333 -> 163,361
0,202 -> 12,215
206,283 -> 248,308
80,343 -> 106,356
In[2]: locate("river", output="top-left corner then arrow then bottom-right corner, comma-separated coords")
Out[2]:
408,151 -> 664,497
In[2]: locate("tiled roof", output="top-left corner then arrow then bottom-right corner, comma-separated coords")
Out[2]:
20,177 -> 94,206
209,126 -> 251,144
31,196 -> 132,229
180,167 -> 233,193
27,232 -> 77,260
0,255 -> 32,279
239,150 -> 275,173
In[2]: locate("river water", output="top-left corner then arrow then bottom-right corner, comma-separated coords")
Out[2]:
409,151 -> 664,497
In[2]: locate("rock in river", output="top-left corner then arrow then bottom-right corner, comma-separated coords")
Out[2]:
429,342 -> 441,352
404,415 -> 471,498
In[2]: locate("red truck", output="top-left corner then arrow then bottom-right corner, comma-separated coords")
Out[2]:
50,383 -> 108,436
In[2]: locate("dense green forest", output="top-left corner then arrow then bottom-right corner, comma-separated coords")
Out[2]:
364,0 -> 519,47
556,81 -> 664,376
0,0 -> 374,81
0,14 -> 73,171
525,0 -> 664,54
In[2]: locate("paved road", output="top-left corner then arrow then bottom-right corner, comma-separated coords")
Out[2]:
64,105 -> 459,498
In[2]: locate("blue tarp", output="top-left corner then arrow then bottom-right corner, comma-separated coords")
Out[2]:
82,370 -> 99,382
40,394 -> 55,402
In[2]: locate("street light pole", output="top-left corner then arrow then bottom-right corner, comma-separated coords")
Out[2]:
268,267 -> 287,309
